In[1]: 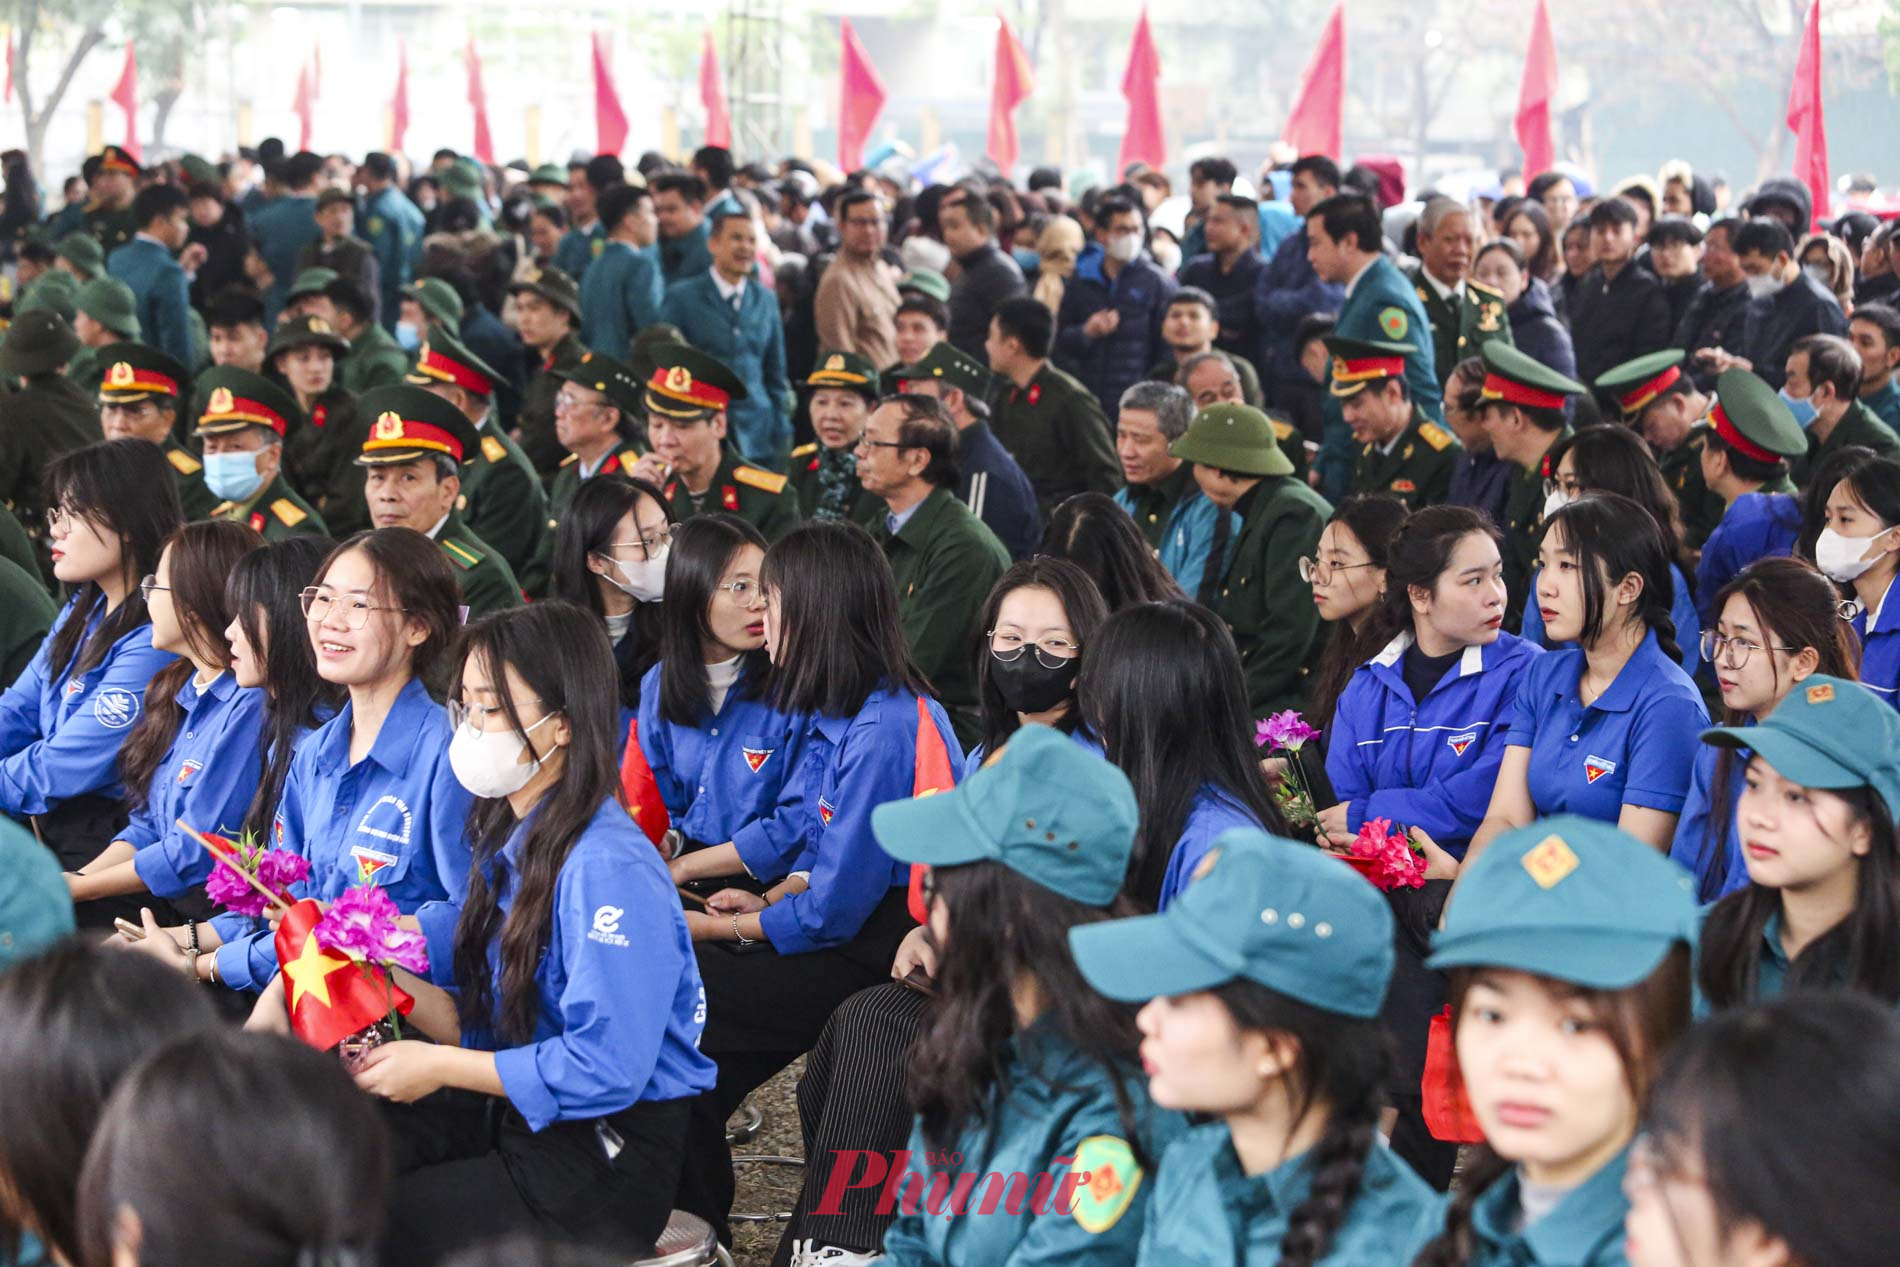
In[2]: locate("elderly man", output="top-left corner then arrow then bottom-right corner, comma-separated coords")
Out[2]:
1113,380 -> 1222,593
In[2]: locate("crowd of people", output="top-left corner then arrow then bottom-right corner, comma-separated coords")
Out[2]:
0,133 -> 1896,1267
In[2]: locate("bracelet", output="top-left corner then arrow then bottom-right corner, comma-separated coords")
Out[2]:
732,914 -> 755,946
205,953 -> 220,986
185,919 -> 200,956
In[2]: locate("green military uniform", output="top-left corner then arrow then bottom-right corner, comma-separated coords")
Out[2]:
66,276 -> 142,398
1147,350 -> 1264,406
518,352 -> 652,596
82,150 -> 142,253
874,727 -> 1187,1267
1792,397 -> 1900,489
1328,334 -> 1461,509
67,338 -> 133,400
402,277 -> 464,340
210,471 -> 327,542
1406,267 -> 1514,386
435,510 -> 523,619
642,344 -> 803,542
266,315 -> 367,534
1479,342 -> 1583,632
789,350 -> 882,523
508,267 -> 588,475
990,360 -> 1122,516
872,486 -> 1010,749
1172,404 -> 1330,717
0,311 -> 103,582
340,320 -> 410,396
0,554 -> 56,686
193,367 -> 330,543
94,344 -> 217,521
1596,351 -> 1726,551
160,437 -> 217,520
1071,831 -> 1436,1266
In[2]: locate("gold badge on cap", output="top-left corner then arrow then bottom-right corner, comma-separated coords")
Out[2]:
373,411 -> 405,440
1807,683 -> 1835,704
664,365 -> 694,393
523,267 -> 542,284
1331,357 -> 1349,379
309,317 -> 332,334
108,361 -> 135,386
1522,836 -> 1581,889
416,342 -> 432,362
207,387 -> 235,414
824,354 -> 845,371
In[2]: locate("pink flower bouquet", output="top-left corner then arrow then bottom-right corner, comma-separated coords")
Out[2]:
1342,817 -> 1427,892
1254,710 -> 1321,830
204,830 -> 309,918
313,885 -> 430,1039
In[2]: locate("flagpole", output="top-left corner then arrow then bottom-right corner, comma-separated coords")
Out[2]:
176,819 -> 293,919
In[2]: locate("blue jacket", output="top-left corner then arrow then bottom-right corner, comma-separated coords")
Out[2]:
1521,562 -> 1701,673
1138,1122 -> 1435,1266
761,687 -> 964,955
1506,278 -> 1577,382
215,676 -> 474,991
106,237 -> 193,366
1159,785 -> 1267,909
659,272 -> 793,465
362,186 -> 425,332
1694,492 -> 1801,628
1115,479 -> 1225,596
554,223 -> 605,281
0,596 -> 176,817
1320,257 -> 1440,501
659,220 -> 714,286
1328,632 -> 1544,857
958,419 -> 1042,560
1401,1146 -> 1632,1267
1851,578 -> 1900,712
1255,227 -> 1345,398
635,660 -> 808,875
579,240 -> 664,358
1670,738 -> 1751,903
248,193 -> 320,321
420,797 -> 717,1129
126,673 -> 270,898
1055,248 -> 1179,413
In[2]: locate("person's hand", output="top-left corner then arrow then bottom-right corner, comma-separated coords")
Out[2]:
1307,468 -> 1323,489
1316,802 -> 1352,846
1411,827 -> 1461,881
178,242 -> 208,273
352,1041 -> 447,1103
1083,309 -> 1121,339
245,975 -> 290,1033
124,909 -> 195,975
267,898 -> 323,933
705,888 -> 765,915
683,910 -> 726,941
64,870 -> 93,901
891,924 -> 939,981
629,453 -> 672,486
242,249 -> 273,288
1694,347 -> 1750,373
1259,756 -> 1288,787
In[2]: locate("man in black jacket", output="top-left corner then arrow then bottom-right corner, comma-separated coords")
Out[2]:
941,190 -> 1025,360
1695,218 -> 1847,391
1675,218 -> 1750,391
1569,198 -> 1673,410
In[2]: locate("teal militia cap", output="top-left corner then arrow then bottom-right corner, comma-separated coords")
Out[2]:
897,269 -> 951,303
896,341 -> 990,398
1594,349 -> 1686,420
871,724 -> 1136,907
287,267 -> 340,301
1429,815 -> 1698,990
1171,403 -> 1295,478
1704,675 -> 1900,821
1070,830 -> 1395,1019
0,815 -> 73,969
76,277 -> 140,339
55,232 -> 105,278
1705,368 -> 1807,461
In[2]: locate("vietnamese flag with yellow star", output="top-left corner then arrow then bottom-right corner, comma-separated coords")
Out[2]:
273,898 -> 413,1051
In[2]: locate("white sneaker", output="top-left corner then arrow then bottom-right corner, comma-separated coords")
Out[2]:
797,1244 -> 883,1266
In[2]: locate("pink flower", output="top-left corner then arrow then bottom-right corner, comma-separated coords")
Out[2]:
1348,818 -> 1426,892
381,926 -> 432,976
1255,710 -> 1320,752
205,845 -> 309,919
314,884 -> 428,976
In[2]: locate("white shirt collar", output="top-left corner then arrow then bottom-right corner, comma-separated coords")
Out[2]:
424,512 -> 451,541
1370,629 -> 1486,678
1420,267 -> 1462,303
712,271 -> 746,303
1344,255 -> 1378,300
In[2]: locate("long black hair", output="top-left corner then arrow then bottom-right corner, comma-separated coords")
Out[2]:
1040,492 -> 1185,610
657,514 -> 769,727
550,472 -> 673,710
75,1030 -> 389,1267
1641,993 -> 1900,1267
119,521 -> 262,807
1552,424 -> 1687,572
1309,496 -> 1409,730
974,558 -> 1109,754
908,861 -> 1148,1163
312,528 -> 463,687
762,521 -> 929,717
0,941 -> 218,1265
451,602 -> 624,1043
1077,601 -> 1282,907
43,439 -> 185,681
1540,492 -> 1682,663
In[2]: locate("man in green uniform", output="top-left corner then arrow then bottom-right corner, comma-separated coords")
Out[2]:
327,276 -> 409,395
94,344 -> 216,520
788,350 -> 882,523
1595,350 -> 1731,550
1327,334 -> 1461,509
508,266 -> 590,476
1172,403 -> 1331,717
194,368 -> 330,542
516,351 -> 649,596
0,311 -> 102,579
984,295 -> 1121,516
83,146 -> 140,254
1473,342 -> 1583,631
1785,333 -> 1900,488
353,384 -> 523,618
641,344 -> 801,541
407,330 -> 546,574
859,393 -> 1011,747
282,267 -> 341,323
65,277 -> 141,398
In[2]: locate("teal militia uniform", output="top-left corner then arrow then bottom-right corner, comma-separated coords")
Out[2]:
1479,343 -> 1584,631
1597,351 -> 1726,550
579,240 -> 664,358
508,268 -> 589,475
1328,333 -> 1462,509
872,486 -> 1011,749
1174,405 -> 1330,717
991,362 -> 1123,516
363,183 -> 426,333
1318,255 -> 1441,501
1791,397 -> 1900,488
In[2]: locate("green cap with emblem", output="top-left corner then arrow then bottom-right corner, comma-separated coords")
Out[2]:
0,309 -> 80,376
1323,333 -> 1417,399
179,153 -> 219,186
871,724 -> 1137,907
528,163 -> 570,188
402,277 -> 465,327
896,341 -> 990,398
1594,349 -> 1689,420
1478,340 -> 1586,411
801,349 -> 881,400
1429,815 -> 1698,989
75,277 -> 140,340
1704,675 -> 1900,822
193,366 -> 302,439
1070,830 -> 1395,1018
645,342 -> 748,419
54,232 -> 105,278
266,313 -> 350,361
897,268 -> 951,303
97,343 -> 188,404
0,814 -> 74,969
507,265 -> 582,321
1704,368 -> 1807,462
353,383 -> 483,468
1170,403 -> 1296,477
553,350 -> 647,418
287,267 -> 340,301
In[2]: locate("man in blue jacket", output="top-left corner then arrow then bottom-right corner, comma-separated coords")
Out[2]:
359,152 -> 424,333
652,172 -> 715,287
1255,157 -> 1346,408
105,184 -> 194,367
1178,193 -> 1266,380
1054,194 -> 1178,413
248,151 -> 323,321
659,206 -> 792,468
580,184 -> 663,359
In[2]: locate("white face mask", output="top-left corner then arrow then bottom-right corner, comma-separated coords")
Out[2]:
1151,239 -> 1181,272
1814,526 -> 1892,583
599,544 -> 668,602
1542,487 -> 1575,521
1105,233 -> 1142,264
449,711 -> 557,799
1745,271 -> 1785,299
1803,262 -> 1833,288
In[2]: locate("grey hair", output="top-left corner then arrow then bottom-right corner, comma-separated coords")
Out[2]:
1117,380 -> 1195,441
1418,195 -> 1469,239
1178,351 -> 1241,392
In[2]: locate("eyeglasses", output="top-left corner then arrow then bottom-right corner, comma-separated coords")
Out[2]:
854,437 -> 911,452
1541,477 -> 1585,498
717,578 -> 761,603
449,698 -> 548,732
1298,556 -> 1377,585
300,587 -> 408,629
554,390 -> 607,413
44,507 -> 76,536
601,526 -> 673,557
1699,630 -> 1796,668
137,576 -> 171,603
988,631 -> 1081,668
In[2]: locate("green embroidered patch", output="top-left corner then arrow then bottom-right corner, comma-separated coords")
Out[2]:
1379,307 -> 1409,339
1070,1135 -> 1142,1234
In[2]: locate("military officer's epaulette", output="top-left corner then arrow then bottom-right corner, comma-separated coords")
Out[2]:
440,538 -> 483,571
167,448 -> 202,475
790,442 -> 819,458
1417,423 -> 1455,452
480,435 -> 507,464
270,499 -> 308,527
615,449 -> 640,471
210,501 -> 234,518
733,465 -> 789,495
559,452 -> 579,468
1272,419 -> 1297,444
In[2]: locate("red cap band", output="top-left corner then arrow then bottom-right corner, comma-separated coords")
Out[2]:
362,414 -> 465,462
1480,372 -> 1568,411
1618,364 -> 1681,414
411,344 -> 493,396
1708,401 -> 1778,465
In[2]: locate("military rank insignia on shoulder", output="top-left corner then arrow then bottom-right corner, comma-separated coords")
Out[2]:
1418,422 -> 1454,451
790,442 -> 819,458
440,539 -> 482,571
270,499 -> 307,527
167,448 -> 202,474
733,465 -> 789,495
481,435 -> 507,464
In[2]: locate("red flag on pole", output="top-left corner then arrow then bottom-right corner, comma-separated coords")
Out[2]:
1116,9 -> 1164,176
274,898 -> 414,1052
389,41 -> 410,154
905,697 -> 959,923
619,717 -> 672,852
987,12 -> 1035,177
593,33 -> 629,157
5,32 -> 14,104
110,44 -> 140,160
1514,0 -> 1558,180
1282,4 -> 1345,160
312,43 -> 323,99
700,30 -> 732,149
838,18 -> 886,173
1786,0 -> 1829,230
467,40 -> 496,166
292,65 -> 314,153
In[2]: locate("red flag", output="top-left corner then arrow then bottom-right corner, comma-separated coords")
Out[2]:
1786,0 -> 1829,231
1116,10 -> 1164,176
620,718 -> 671,852
838,18 -> 886,173
291,65 -> 314,153
390,41 -> 410,154
700,30 -> 732,150
109,44 -> 140,161
1513,0 -> 1558,180
593,33 -> 629,157
5,32 -> 14,105
466,40 -> 495,166
905,697 -> 958,923
312,44 -> 323,98
273,898 -> 413,1053
987,12 -> 1035,177
1282,4 -> 1345,161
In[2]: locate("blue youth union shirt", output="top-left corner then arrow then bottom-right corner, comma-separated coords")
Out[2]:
126,672 -> 270,897
1851,579 -> 1900,713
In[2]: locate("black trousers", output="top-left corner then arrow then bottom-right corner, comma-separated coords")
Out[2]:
1385,880 -> 1460,1190
379,1089 -> 692,1267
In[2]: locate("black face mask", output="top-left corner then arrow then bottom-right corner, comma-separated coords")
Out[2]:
990,651 -> 1079,715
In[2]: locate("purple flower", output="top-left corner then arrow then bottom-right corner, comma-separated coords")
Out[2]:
381,926 -> 432,976
205,847 -> 308,919
1255,710 -> 1320,752
315,884 -> 427,975
206,863 -> 270,918
256,851 -> 310,892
